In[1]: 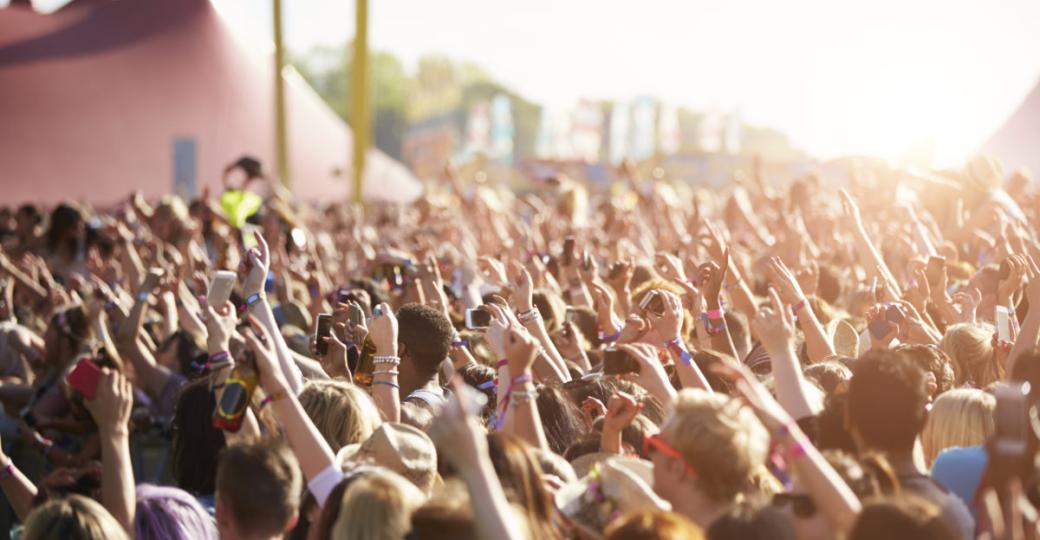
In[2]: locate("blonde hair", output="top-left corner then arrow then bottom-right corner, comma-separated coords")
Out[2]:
332,468 -> 426,540
662,390 -> 769,502
299,381 -> 381,451
22,494 -> 129,540
941,323 -> 999,387
921,388 -> 995,466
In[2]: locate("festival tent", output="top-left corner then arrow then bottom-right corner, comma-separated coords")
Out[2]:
983,79 -> 1040,176
0,0 -> 424,204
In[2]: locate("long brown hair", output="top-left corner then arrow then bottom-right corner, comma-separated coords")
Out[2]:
485,433 -> 565,540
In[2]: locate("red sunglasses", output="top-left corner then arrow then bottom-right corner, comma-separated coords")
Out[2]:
643,433 -> 696,476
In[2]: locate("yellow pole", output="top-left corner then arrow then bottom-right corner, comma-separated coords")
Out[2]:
273,0 -> 289,188
350,0 -> 370,204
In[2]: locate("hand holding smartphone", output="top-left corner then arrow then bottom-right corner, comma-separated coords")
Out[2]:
465,307 -> 492,330
67,358 -> 103,400
602,348 -> 640,375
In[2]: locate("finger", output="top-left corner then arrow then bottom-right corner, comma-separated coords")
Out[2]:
767,286 -> 784,311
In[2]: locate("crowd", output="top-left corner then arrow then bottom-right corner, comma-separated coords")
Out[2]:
0,153 -> 1038,539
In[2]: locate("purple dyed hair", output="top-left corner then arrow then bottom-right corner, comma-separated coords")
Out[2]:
134,484 -> 218,540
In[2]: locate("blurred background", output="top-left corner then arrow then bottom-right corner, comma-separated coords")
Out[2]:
2,0 -> 1039,202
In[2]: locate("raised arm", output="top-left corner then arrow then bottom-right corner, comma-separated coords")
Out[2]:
240,232 -> 303,394
754,288 -> 817,420
0,433 -> 38,521
646,291 -> 712,392
83,370 -> 136,533
368,303 -> 402,423
244,319 -> 337,489
768,257 -> 835,362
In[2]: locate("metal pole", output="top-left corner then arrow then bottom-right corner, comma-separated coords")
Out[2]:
350,0 -> 370,204
273,0 -> 290,188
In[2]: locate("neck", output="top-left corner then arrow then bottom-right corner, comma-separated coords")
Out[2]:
885,449 -> 923,476
670,487 -> 729,529
398,368 -> 437,397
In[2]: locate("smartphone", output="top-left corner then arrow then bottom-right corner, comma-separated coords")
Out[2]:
639,290 -> 665,316
207,271 -> 237,309
926,256 -> 945,287
315,313 -> 333,356
242,224 -> 261,250
465,308 -> 492,330
993,383 -> 1029,459
996,306 -> 1012,342
67,358 -> 103,400
602,348 -> 640,375
885,304 -> 905,325
562,236 -> 575,266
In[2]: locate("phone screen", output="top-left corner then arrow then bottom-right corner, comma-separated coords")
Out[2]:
640,291 -> 665,316
208,271 -> 237,309
465,308 -> 492,329
315,314 -> 333,355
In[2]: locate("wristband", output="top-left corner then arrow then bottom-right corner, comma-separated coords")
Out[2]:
373,368 -> 400,376
706,321 -> 726,335
477,379 -> 497,391
245,292 -> 264,306
308,286 -> 321,299
785,440 -> 807,461
497,359 -> 509,369
372,355 -> 401,366
136,291 -> 150,302
0,463 -> 13,481
704,308 -> 724,320
665,338 -> 694,366
511,373 -> 533,385
598,327 -> 622,343
452,339 -> 468,349
259,390 -> 288,408
792,299 -> 807,314
373,380 -> 400,390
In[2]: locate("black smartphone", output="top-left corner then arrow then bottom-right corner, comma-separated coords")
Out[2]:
562,236 -> 575,266
315,313 -> 333,356
602,348 -> 640,375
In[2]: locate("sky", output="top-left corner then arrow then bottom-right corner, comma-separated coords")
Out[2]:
19,0 -> 1040,166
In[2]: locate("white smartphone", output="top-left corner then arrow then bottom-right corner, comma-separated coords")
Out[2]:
996,306 -> 1012,342
208,271 -> 237,309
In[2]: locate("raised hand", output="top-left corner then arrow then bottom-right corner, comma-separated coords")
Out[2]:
504,325 -> 540,377
320,323 -> 352,379
367,302 -> 398,356
696,252 -> 729,305
243,317 -> 287,393
654,252 -> 687,284
204,301 -> 237,353
617,343 -> 676,405
240,230 -> 270,296
767,257 -> 806,306
478,256 -> 509,287
84,370 -> 134,436
752,287 -> 796,354
646,290 -> 683,343
601,391 -> 644,454
509,261 -> 534,312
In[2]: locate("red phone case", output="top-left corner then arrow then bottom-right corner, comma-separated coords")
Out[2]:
67,358 -> 102,400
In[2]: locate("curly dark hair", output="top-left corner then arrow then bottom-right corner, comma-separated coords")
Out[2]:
847,350 -> 928,454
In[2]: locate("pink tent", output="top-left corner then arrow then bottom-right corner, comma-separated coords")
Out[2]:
0,0 -> 423,204
984,79 -> 1040,176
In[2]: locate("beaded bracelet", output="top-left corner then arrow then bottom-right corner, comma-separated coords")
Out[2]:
509,388 -> 538,407
598,326 -> 622,343
517,308 -> 540,324
245,292 -> 264,306
373,369 -> 400,377
372,355 -> 401,366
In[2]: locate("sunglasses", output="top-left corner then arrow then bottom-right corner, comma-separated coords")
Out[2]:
772,492 -> 817,518
643,433 -> 696,476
